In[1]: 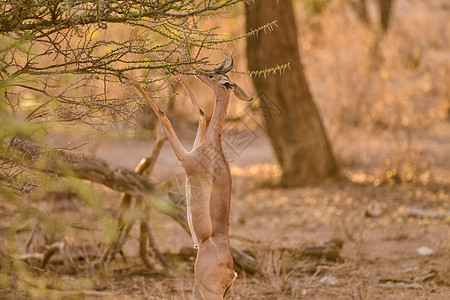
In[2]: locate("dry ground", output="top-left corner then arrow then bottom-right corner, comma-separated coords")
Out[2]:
39,123 -> 448,300
1,0 -> 449,299
3,120 -> 447,299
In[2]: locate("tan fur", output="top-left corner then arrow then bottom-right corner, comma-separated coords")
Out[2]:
126,59 -> 251,299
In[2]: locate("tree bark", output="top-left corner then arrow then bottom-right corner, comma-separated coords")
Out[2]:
351,0 -> 395,33
352,0 -> 370,27
245,0 -> 338,186
379,0 -> 394,33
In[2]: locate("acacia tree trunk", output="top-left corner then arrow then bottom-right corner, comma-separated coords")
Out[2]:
352,0 -> 395,33
245,0 -> 338,186
379,0 -> 394,33
352,0 -> 370,27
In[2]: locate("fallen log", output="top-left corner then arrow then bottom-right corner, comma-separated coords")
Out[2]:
400,207 -> 450,219
274,239 -> 343,262
9,138 -> 156,199
9,138 -> 262,273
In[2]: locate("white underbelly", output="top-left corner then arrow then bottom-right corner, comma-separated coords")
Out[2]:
186,179 -> 199,248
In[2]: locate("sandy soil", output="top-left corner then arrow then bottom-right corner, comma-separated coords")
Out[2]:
30,121 -> 448,300
1,0 -> 449,299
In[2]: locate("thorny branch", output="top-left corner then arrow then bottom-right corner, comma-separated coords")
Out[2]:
0,0 -> 244,129
0,0 -> 278,193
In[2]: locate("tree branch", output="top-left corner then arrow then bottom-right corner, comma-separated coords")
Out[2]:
7,138 -> 261,273
9,138 -> 156,198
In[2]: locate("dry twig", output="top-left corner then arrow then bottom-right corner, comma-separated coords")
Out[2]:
103,123 -> 167,266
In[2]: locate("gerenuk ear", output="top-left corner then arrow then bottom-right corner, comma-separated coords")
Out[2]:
218,77 -> 235,92
233,83 -> 253,101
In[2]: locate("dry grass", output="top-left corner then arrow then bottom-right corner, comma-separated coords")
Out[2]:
1,0 -> 450,299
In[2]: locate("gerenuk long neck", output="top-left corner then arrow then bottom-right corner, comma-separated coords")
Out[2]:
205,88 -> 230,145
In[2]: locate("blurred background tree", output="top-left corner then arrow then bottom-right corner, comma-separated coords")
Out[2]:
351,0 -> 396,69
352,0 -> 396,33
246,0 -> 339,186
